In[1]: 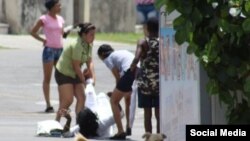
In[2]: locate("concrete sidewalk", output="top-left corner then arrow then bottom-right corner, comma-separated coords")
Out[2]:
0,34 -> 150,141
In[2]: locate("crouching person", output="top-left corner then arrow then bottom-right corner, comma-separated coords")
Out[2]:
62,92 -> 124,139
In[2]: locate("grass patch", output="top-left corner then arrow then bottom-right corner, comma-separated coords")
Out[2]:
69,32 -> 144,45
0,46 -> 8,49
95,32 -> 144,44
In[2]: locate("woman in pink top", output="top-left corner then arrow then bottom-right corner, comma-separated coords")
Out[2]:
30,0 -> 68,113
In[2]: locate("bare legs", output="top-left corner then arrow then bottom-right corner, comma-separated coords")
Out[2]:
74,84 -> 85,116
43,62 -> 54,110
56,84 -> 74,121
110,88 -> 131,134
155,107 -> 160,133
124,94 -> 131,130
144,107 -> 160,133
56,83 -> 85,122
144,108 -> 152,133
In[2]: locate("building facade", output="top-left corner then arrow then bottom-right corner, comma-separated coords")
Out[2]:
0,0 -> 136,34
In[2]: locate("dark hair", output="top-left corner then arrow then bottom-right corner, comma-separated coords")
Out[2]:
44,0 -> 59,10
146,17 -> 159,35
77,107 -> 99,138
97,44 -> 114,59
76,23 -> 96,36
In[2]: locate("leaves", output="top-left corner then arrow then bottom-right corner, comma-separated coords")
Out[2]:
242,18 -> 250,32
155,0 -> 166,10
244,79 -> 250,93
173,16 -> 193,44
244,0 -> 250,14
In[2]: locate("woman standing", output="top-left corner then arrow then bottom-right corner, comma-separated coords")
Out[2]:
30,0 -> 66,113
130,17 -> 160,134
55,23 -> 96,122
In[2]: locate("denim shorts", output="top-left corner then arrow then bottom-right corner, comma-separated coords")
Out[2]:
116,69 -> 135,92
138,88 -> 159,108
136,4 -> 159,24
42,46 -> 63,63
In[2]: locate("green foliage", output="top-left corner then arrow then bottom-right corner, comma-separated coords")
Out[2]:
156,0 -> 250,124
0,46 -> 9,49
95,32 -> 143,45
69,32 -> 143,45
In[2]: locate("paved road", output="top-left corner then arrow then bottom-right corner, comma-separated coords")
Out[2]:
0,35 -> 150,141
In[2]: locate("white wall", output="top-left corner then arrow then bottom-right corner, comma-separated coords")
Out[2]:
1,0 -> 73,34
1,0 -> 137,33
0,0 -> 5,22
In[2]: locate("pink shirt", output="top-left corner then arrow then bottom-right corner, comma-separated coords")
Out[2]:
40,14 -> 65,48
136,0 -> 154,5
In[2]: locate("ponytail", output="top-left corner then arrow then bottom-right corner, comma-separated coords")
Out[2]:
77,23 -> 96,36
62,23 -> 96,38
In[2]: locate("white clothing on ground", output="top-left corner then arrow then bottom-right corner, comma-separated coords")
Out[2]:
64,79 -> 124,138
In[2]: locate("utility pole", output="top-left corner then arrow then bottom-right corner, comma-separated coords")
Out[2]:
83,0 -> 90,22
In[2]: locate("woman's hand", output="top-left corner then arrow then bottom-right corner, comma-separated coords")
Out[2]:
42,39 -> 47,46
130,60 -> 138,72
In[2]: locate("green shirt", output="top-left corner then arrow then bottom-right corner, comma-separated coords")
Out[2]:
56,37 -> 92,78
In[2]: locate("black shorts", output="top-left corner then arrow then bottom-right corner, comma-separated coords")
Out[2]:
138,88 -> 159,108
55,69 -> 82,86
116,69 -> 135,92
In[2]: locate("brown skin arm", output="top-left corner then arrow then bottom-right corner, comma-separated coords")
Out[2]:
111,67 -> 120,84
72,60 -> 84,83
130,38 -> 147,71
86,58 -> 96,85
30,19 -> 46,44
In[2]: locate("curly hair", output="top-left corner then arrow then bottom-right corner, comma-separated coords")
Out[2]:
77,107 -> 99,138
44,0 -> 59,10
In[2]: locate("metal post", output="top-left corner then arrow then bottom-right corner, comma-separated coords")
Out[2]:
84,0 -> 90,22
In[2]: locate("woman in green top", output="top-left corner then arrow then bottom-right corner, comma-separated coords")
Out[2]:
54,23 -> 96,122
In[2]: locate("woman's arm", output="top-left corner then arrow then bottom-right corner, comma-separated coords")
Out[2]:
111,67 -> 120,84
72,60 -> 85,83
86,58 -> 96,85
30,20 -> 46,44
130,39 -> 146,71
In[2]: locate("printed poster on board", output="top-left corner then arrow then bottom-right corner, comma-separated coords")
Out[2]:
159,27 -> 200,141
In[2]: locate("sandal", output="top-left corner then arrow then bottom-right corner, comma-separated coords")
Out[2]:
62,110 -> 72,133
126,127 -> 131,136
109,132 -> 126,140
45,106 -> 54,113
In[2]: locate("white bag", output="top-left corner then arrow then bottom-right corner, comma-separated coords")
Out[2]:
36,120 -> 63,137
96,92 -> 115,138
85,78 -> 98,112
129,80 -> 138,128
